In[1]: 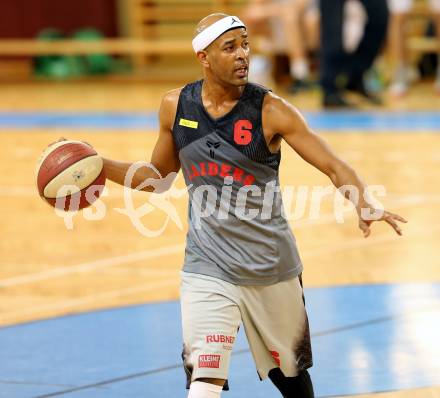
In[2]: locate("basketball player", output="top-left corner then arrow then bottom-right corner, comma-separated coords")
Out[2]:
388,0 -> 440,96
319,0 -> 388,107
101,14 -> 407,398
243,0 -> 319,91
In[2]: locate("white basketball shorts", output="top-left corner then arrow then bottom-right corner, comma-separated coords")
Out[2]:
180,271 -> 313,389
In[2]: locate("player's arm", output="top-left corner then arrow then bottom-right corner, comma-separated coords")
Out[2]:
262,92 -> 407,237
102,89 -> 181,193
244,0 -> 280,22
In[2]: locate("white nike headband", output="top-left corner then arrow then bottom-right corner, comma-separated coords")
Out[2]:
192,16 -> 246,53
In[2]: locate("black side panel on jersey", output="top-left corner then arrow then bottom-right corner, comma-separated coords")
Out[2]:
172,81 -> 213,151
172,80 -> 281,171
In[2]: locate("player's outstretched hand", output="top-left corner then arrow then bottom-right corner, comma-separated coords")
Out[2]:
358,210 -> 408,238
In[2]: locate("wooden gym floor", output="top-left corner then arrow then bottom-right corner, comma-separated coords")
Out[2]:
0,81 -> 439,398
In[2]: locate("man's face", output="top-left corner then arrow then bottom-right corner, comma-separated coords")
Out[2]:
205,28 -> 250,86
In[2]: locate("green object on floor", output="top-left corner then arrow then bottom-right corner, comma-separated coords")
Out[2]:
34,28 -> 84,79
72,28 -> 113,74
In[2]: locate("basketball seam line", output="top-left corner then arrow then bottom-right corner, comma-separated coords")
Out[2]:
39,151 -> 98,198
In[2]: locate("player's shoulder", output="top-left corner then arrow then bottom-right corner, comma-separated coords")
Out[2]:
159,87 -> 183,127
161,87 -> 183,108
160,87 -> 183,115
161,79 -> 200,103
262,90 -> 296,115
261,90 -> 306,133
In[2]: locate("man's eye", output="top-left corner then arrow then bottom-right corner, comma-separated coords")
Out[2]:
224,47 -> 233,51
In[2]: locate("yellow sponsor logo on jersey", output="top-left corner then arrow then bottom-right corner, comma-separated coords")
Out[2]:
179,118 -> 198,129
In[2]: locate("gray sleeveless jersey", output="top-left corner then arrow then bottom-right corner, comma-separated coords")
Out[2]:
172,80 -> 303,285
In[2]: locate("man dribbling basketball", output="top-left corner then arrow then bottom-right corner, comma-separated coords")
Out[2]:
99,14 -> 407,398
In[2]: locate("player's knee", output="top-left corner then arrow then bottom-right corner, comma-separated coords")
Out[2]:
269,368 -> 315,398
196,377 -> 226,386
187,379 -> 224,398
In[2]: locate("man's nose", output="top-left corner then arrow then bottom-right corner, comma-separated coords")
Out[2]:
236,46 -> 246,59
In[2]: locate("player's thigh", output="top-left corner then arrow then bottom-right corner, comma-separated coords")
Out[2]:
240,276 -> 313,379
180,272 -> 241,382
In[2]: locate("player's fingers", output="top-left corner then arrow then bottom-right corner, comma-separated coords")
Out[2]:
359,219 -> 371,238
388,212 -> 408,223
384,217 -> 402,236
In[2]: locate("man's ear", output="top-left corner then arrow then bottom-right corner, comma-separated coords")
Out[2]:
197,51 -> 210,68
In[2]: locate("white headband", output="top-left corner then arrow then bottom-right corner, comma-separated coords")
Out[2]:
192,16 -> 246,53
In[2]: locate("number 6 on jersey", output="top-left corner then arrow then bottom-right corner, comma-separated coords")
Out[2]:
234,119 -> 253,145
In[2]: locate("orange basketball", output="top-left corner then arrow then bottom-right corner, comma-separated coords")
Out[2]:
36,140 -> 106,211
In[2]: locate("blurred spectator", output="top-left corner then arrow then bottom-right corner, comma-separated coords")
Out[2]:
388,0 -> 440,96
319,0 -> 389,108
243,0 -> 319,92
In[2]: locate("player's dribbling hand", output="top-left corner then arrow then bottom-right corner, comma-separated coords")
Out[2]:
358,210 -> 408,238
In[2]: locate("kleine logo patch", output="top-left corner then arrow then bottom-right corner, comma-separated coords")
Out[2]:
198,354 -> 221,368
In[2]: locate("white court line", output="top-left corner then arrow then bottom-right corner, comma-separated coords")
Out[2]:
0,278 -> 179,324
0,244 -> 185,288
2,222 -> 439,324
99,268 -> 180,277
1,193 -> 439,289
302,223 -> 440,259
0,186 -> 161,198
0,187 -> 155,198
293,193 -> 440,228
0,186 -> 37,196
2,186 -> 440,202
